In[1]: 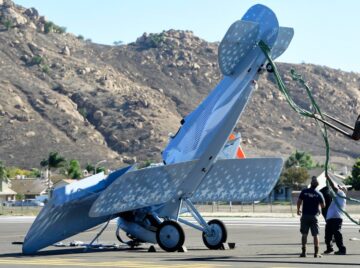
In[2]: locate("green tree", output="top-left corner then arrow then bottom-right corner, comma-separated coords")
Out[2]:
3,20 -> 13,30
6,167 -> 32,178
40,152 -> 67,189
285,150 -> 314,169
278,166 -> 309,190
44,21 -> 54,33
148,33 -> 164,47
30,168 -> 41,178
344,158 -> 360,190
30,55 -> 43,66
138,160 -> 153,169
67,160 -> 82,180
85,163 -> 105,174
113,40 -> 123,46
41,64 -> 50,74
44,21 -> 66,34
15,193 -> 24,201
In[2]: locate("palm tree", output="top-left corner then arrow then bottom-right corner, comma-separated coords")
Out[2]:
0,161 -> 8,183
40,152 -> 66,190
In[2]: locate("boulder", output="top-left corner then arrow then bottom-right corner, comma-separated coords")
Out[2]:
28,42 -> 44,54
25,131 -> 36,137
118,141 -> 129,151
2,7 -> 28,26
16,114 -> 30,124
122,155 -> 137,164
2,0 -> 14,8
77,68 -> 87,75
24,7 -> 39,19
61,46 -> 71,56
192,63 -> 200,70
93,110 -> 104,121
44,97 -> 57,105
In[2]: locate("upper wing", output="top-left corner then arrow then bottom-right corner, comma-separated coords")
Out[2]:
22,166 -> 131,254
191,158 -> 283,202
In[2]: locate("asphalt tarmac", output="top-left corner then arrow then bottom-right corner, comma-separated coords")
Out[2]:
1,216 -> 360,268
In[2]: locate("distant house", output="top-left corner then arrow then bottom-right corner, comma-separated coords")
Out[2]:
54,179 -> 76,189
271,186 -> 292,202
272,167 -> 324,202
10,179 -> 47,200
0,179 -> 17,202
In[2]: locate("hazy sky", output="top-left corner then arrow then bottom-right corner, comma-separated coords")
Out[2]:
15,0 -> 360,73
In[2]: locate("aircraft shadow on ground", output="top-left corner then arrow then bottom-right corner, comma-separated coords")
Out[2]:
248,243 -> 300,246
0,247 -> 144,257
165,256 -> 360,266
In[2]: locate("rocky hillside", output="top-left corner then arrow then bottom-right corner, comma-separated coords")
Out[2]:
0,0 -> 359,170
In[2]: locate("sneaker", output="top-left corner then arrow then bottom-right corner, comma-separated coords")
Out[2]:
299,252 -> 306,257
323,248 -> 334,254
314,253 -> 322,258
334,251 -> 346,255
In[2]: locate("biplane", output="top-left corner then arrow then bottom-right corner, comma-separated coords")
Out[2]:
23,4 -> 294,254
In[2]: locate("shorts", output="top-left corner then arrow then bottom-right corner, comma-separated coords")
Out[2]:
300,214 -> 319,236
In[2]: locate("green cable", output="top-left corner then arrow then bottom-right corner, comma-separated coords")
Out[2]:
258,40 -> 360,225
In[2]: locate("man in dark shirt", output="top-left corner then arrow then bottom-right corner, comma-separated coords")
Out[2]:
297,176 -> 325,258
319,186 -> 332,220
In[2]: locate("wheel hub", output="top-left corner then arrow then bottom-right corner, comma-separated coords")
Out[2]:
159,225 -> 180,248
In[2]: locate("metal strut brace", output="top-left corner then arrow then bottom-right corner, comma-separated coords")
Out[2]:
86,217 -> 112,250
178,199 -> 211,234
314,113 -> 360,140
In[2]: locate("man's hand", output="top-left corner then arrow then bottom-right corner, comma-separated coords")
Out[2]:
297,198 -> 303,216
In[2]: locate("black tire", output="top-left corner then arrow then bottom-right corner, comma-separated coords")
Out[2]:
156,220 -> 185,252
202,219 -> 227,250
266,63 -> 274,73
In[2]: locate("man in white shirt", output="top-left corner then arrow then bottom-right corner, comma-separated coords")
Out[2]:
323,178 -> 347,255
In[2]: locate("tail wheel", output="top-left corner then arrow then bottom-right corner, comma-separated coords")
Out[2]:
202,219 -> 227,250
266,63 -> 274,73
156,220 -> 185,252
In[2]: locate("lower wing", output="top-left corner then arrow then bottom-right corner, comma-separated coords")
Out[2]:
191,158 -> 283,202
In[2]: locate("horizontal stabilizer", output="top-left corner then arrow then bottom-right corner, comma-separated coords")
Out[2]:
218,20 -> 259,76
89,160 -> 198,217
271,27 -> 294,60
191,158 -> 283,202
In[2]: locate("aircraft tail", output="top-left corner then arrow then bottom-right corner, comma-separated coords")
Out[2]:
217,133 -> 246,160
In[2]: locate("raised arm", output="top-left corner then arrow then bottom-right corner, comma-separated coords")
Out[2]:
326,176 -> 338,193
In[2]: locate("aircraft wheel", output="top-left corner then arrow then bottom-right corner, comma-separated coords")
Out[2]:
156,220 -> 185,252
266,63 -> 274,73
202,219 -> 227,249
